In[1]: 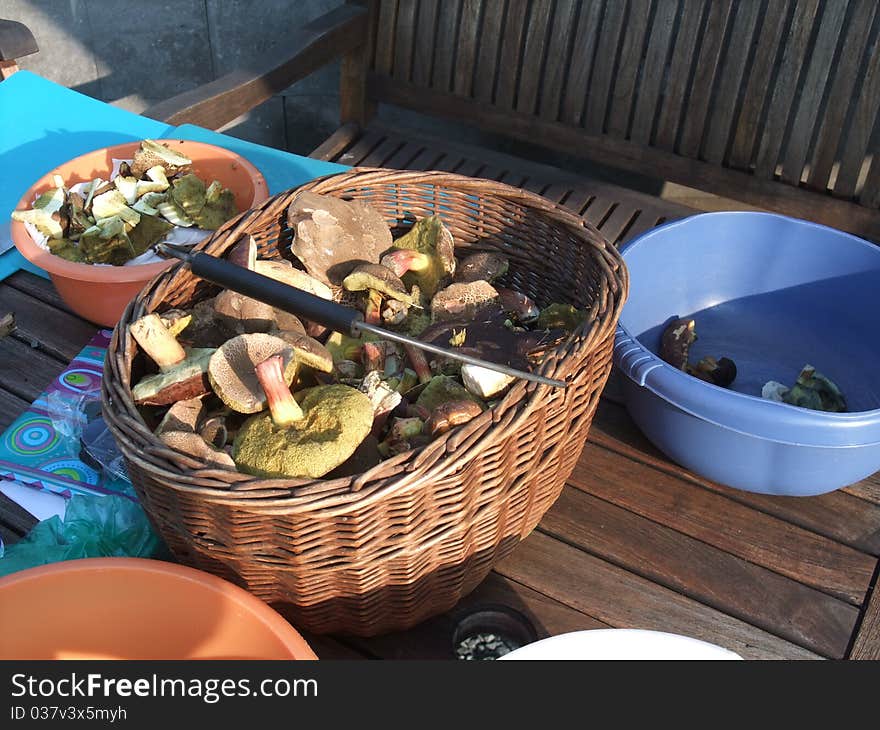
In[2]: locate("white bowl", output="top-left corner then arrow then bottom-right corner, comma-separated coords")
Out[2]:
499,629 -> 743,660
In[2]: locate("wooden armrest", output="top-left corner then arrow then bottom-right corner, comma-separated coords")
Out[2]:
144,3 -> 368,129
0,19 -> 38,62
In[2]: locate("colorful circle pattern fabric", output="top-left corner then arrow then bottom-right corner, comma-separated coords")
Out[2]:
6,418 -> 59,455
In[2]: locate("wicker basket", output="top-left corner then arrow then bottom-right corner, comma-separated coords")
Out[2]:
102,169 -> 628,636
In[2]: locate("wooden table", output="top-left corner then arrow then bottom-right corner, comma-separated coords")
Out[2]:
3,136 -> 880,660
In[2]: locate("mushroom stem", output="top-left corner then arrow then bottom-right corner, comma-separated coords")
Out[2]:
129,313 -> 187,371
365,289 -> 383,325
404,343 -> 432,384
381,249 -> 430,277
362,342 -> 385,372
255,355 -> 303,426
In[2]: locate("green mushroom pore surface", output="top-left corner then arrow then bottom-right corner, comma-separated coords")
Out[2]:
232,385 -> 374,479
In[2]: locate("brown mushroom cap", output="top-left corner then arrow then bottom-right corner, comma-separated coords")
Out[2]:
431,281 -> 500,322
208,333 -> 298,413
454,252 -> 509,283
213,289 -> 277,334
342,263 -> 414,304
425,400 -> 484,436
287,191 -> 392,285
275,331 -> 334,373
154,397 -> 205,436
159,430 -> 235,469
254,259 -> 333,300
659,317 -> 697,370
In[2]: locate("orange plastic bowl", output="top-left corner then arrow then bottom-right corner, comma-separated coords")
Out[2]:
0,558 -> 317,660
11,140 -> 268,327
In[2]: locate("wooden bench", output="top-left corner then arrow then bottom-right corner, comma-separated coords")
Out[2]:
3,2 -> 880,660
146,0 -> 880,240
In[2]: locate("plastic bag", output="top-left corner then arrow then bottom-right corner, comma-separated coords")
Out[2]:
0,494 -> 168,577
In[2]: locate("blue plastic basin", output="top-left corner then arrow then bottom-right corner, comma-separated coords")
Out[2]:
613,212 -> 880,496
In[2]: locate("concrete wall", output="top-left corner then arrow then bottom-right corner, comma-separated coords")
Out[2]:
2,0 -> 342,154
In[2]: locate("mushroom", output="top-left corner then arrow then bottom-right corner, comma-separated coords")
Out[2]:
343,263 -> 416,324
213,237 -> 276,335
781,364 -> 847,412
378,416 -> 426,457
130,140 -> 192,178
208,333 -> 297,413
659,317 -> 697,370
254,258 -> 332,336
232,382 -> 374,479
415,375 -> 485,413
455,252 -> 509,284
129,314 -> 215,406
534,303 -> 587,332
425,400 -> 484,436
431,281 -> 500,322
380,215 -> 456,298
687,356 -> 738,388
461,364 -> 516,400
496,287 -> 540,323
199,416 -> 228,448
159,430 -> 235,469
176,297 -> 227,349
154,397 -> 205,436
274,331 -> 334,373
287,191 -> 392,285
159,309 -> 192,338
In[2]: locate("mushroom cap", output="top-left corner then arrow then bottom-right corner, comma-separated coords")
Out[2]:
275,331 -> 334,373
232,384 -> 374,479
455,252 -> 509,283
393,215 -> 456,274
213,289 -> 278,335
425,399 -> 484,436
287,192 -> 392,285
159,430 -> 235,469
342,263 -> 413,303
154,396 -> 205,436
415,375 -> 485,413
132,348 -> 215,406
254,259 -> 333,300
430,281 -> 499,322
208,333 -> 298,413
659,317 -> 697,370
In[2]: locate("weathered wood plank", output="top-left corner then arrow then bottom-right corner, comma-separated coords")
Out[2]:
0,387 -> 29,433
382,140 -> 430,169
605,0 -> 652,137
568,440 -> 876,604
6,271 -> 69,312
807,1 -> 876,191
779,0 -> 850,184
728,0 -> 792,170
850,580 -> 880,659
496,530 -> 821,659
701,0 -> 762,164
677,0 -> 734,157
629,0 -> 679,144
493,0 -> 528,110
411,0 -> 440,87
753,0 -> 821,179
560,0 -> 604,126
431,0 -> 462,92
373,0 -> 399,74
582,0 -> 628,134
392,0 -> 417,82
453,0 -> 482,98
589,399 -> 880,556
597,202 -> 640,246
335,127 -> 387,167
542,487 -> 859,658
358,135 -> 407,167
843,474 -> 880,506
538,0 -> 579,121
0,335 -> 67,403
654,0 -> 705,149
472,0 -> 505,103
0,285 -> 96,362
513,0 -> 552,115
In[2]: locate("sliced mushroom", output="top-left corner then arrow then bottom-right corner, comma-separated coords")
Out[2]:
461,363 -> 516,400
232,384 -> 374,479
129,314 -> 214,406
287,192 -> 392,285
208,333 -> 297,413
454,252 -> 509,283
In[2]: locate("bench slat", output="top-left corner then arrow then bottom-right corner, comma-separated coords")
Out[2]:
411,0 -> 440,87
560,0 -> 604,126
605,0 -> 652,137
493,0 -> 529,110
373,0 -> 398,75
432,0 -> 463,92
453,0 -> 482,98
582,0 -> 628,134
392,0 -> 417,82
473,0 -> 505,103
538,0 -> 579,121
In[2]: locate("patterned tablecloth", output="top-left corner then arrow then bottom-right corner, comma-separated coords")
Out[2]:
0,330 -> 135,501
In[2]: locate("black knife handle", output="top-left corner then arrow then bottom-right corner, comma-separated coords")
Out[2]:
188,252 -> 363,335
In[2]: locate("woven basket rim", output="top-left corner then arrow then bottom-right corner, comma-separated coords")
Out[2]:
102,168 -> 629,512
